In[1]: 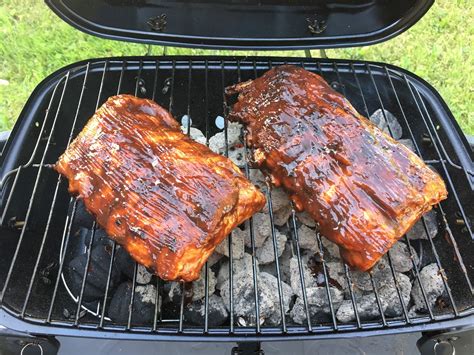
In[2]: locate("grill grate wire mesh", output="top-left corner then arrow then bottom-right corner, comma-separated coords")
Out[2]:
0,57 -> 472,338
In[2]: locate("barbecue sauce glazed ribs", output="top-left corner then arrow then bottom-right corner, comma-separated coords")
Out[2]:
56,95 -> 265,282
227,65 -> 447,271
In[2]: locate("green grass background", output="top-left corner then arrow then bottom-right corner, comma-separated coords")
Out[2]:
0,0 -> 472,134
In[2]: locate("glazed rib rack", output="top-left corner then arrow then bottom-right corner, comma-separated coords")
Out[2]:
0,57 -> 472,340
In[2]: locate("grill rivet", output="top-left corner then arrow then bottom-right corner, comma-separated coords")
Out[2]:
147,14 -> 167,32
306,16 -> 327,35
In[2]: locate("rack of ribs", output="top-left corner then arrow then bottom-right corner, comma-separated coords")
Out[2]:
56,94 -> 266,281
226,65 -> 447,271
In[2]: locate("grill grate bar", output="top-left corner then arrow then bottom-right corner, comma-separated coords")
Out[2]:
368,273 -> 387,326
152,60 -> 160,102
315,233 -> 338,330
365,65 -> 397,139
343,263 -> 362,328
300,65 -> 342,346
204,60 -> 210,144
0,72 -> 70,304
74,222 -> 97,325
320,62 -> 364,329
240,60 -> 262,333
350,63 -> 370,117
265,187 -> 288,332
0,166 -> 21,226
99,241 -> 117,328
153,278 -> 161,331
125,64 -> 148,330
126,262 -> 139,329
168,60 -> 176,115
386,251 -> 411,323
403,235 -> 436,319
289,210 -> 312,332
134,60 -> 143,97
221,61 -> 234,333
178,282 -> 186,332
46,197 -> 77,322
203,60 -> 211,333
186,61 -> 192,136
117,61 -> 127,95
73,60 -> 109,324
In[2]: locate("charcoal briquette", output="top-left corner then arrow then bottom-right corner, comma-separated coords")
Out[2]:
108,282 -> 157,324
71,199 -> 95,228
183,294 -> 228,326
65,243 -> 122,302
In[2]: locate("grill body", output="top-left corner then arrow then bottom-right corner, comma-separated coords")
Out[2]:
0,56 -> 473,341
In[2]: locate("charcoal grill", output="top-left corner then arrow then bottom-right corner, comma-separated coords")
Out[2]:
1,1 -> 473,354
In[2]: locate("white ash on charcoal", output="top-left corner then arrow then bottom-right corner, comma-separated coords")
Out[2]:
321,237 -> 340,261
208,122 -> 243,154
379,273 -> 412,317
290,287 -> 343,325
169,267 -> 217,303
216,253 -> 257,291
296,211 -> 317,228
296,225 -> 319,253
183,294 -> 229,326
264,187 -> 292,217
65,240 -> 122,302
207,251 -> 224,267
108,282 -> 157,324
256,231 -> 287,265
388,241 -> 418,273
259,242 -> 293,284
398,138 -> 416,152
249,169 -> 267,191
336,294 -> 383,323
227,146 -> 246,166
326,262 -> 348,293
181,126 -> 207,145
369,109 -> 403,140
135,264 -> 153,284
273,205 -> 293,226
350,257 -> 392,292
335,272 -> 412,322
214,227 -> 246,259
220,271 -> 293,326
244,212 -> 272,248
289,256 -> 315,297
406,210 -> 438,240
410,263 -> 446,313
408,306 -> 427,319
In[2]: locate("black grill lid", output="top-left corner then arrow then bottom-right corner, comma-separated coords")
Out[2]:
46,0 -> 433,50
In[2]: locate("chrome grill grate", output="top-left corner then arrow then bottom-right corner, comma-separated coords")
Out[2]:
0,57 -> 472,339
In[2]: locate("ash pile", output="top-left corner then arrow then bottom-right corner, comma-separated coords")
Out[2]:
63,109 -> 449,327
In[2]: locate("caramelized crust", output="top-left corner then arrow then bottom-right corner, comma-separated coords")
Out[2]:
227,65 -> 447,271
56,95 -> 265,281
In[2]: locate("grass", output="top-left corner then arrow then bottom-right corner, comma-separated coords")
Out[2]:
0,0 -> 472,134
